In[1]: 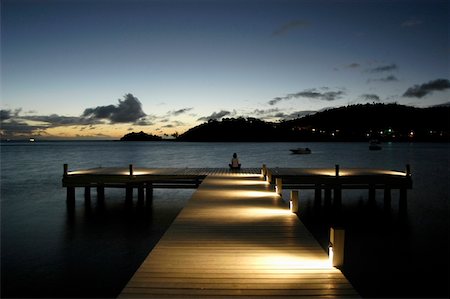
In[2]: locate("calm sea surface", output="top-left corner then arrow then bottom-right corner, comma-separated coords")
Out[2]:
1,141 -> 448,298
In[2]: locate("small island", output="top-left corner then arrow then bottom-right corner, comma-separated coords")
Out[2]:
120,131 -> 162,141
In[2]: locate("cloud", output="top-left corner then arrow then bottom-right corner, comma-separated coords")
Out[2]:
168,107 -> 193,116
161,120 -> 185,128
197,110 -> 231,121
368,75 -> 399,83
25,114 -> 97,126
359,94 -> 381,102
1,93 -> 150,137
368,64 -> 398,73
82,93 -> 146,123
0,110 -> 12,121
289,89 -> 345,101
346,63 -> 360,68
0,119 -> 50,137
272,20 -> 309,36
403,79 -> 450,98
0,108 -> 21,121
133,117 -> 154,126
268,88 -> 345,106
268,97 -> 283,106
293,90 -> 345,101
401,19 -> 422,27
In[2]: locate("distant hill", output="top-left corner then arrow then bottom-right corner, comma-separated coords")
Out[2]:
177,103 -> 450,142
177,117 -> 281,141
120,131 -> 162,141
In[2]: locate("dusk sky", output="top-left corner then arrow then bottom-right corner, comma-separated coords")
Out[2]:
1,0 -> 449,139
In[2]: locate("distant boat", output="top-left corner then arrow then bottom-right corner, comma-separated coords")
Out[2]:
29,138 -> 35,142
290,147 -> 311,154
369,139 -> 381,150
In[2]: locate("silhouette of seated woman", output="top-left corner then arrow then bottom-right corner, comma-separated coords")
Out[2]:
229,153 -> 241,170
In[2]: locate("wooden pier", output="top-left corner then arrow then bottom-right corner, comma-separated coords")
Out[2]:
61,165 -> 413,297
119,174 -> 358,298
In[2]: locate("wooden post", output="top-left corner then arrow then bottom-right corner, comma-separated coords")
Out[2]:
334,165 -> 342,206
369,185 -> 376,204
290,190 -> 299,213
84,186 -> 91,201
314,184 -> 322,202
324,188 -> 332,207
67,187 -> 75,202
329,227 -> 345,267
384,187 -> 391,209
275,178 -> 282,196
97,184 -> 105,200
314,184 -> 322,209
333,188 -> 342,207
261,164 -> 267,177
406,164 -> 411,177
126,184 -> 133,201
63,164 -> 68,177
146,182 -> 153,205
129,164 -> 133,176
399,188 -> 407,212
138,184 -> 144,202
266,171 -> 272,183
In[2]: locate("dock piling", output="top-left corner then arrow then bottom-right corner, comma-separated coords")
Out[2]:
290,190 -> 299,213
84,187 -> 91,201
329,227 -> 345,268
146,183 -> 153,205
125,184 -> 133,202
63,164 -> 68,177
275,178 -> 282,196
406,164 -> 411,177
334,165 -> 342,207
67,187 -> 75,203
97,184 -> 105,200
129,164 -> 133,176
266,171 -> 272,183
314,184 -> 322,202
138,184 -> 144,202
324,188 -> 332,207
369,185 -> 376,204
399,188 -> 407,211
384,187 -> 391,209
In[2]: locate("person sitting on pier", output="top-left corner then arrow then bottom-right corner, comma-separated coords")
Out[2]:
229,153 -> 241,170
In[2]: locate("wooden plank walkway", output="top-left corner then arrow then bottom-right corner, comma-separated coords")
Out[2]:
119,174 -> 358,298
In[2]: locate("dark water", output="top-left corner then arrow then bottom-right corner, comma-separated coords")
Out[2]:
1,141 -> 448,298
